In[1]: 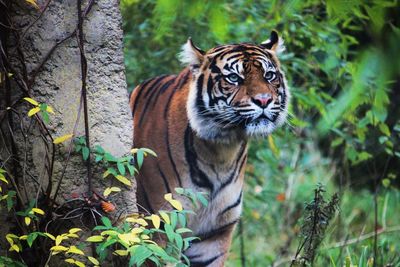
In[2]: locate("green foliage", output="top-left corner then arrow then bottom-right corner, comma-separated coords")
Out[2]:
88,189 -> 206,266
121,0 -> 400,265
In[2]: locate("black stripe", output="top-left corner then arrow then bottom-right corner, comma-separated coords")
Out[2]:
194,219 -> 238,243
212,143 -> 247,197
206,75 -> 216,106
190,253 -> 224,267
233,153 -> 247,183
226,53 -> 243,61
196,74 -> 210,117
131,75 -> 166,117
143,74 -> 169,98
219,190 -> 243,216
150,77 -> 176,108
184,125 -> 214,192
138,180 -> 155,214
157,165 -> 172,193
166,133 -> 183,187
163,70 -> 190,120
162,69 -> 190,187
139,76 -> 175,126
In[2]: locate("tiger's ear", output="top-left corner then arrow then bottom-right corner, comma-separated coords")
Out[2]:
178,38 -> 205,67
260,30 -> 285,54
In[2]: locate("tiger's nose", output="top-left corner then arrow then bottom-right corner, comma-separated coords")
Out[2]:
251,93 -> 273,108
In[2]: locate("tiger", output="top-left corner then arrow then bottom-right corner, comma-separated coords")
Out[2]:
129,30 -> 289,267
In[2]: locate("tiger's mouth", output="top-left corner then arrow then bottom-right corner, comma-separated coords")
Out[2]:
251,113 -> 278,123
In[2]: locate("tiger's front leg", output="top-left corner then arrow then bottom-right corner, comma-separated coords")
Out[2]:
184,223 -> 236,267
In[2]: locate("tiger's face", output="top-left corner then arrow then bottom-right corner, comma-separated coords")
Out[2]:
181,31 -> 289,142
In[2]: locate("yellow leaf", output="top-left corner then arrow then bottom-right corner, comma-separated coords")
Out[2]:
53,134 -> 73,144
102,170 -> 111,178
46,105 -> 55,114
151,214 -> 161,229
55,235 -> 63,245
65,259 -> 75,264
32,208 -> 45,215
141,234 -> 150,240
164,193 -> 173,201
159,211 -> 170,224
10,244 -> 20,252
25,0 -> 39,9
74,260 -> 85,267
87,256 -> 100,265
135,218 -> 148,226
28,107 -> 40,117
131,228 -> 144,234
25,217 -> 31,226
164,194 -> 183,211
19,235 -> 28,240
67,245 -> 84,255
110,186 -> 121,192
103,187 -> 112,197
115,175 -> 131,186
0,175 -> 8,184
66,233 -> 79,238
69,228 -> 82,234
113,249 -> 129,256
86,235 -> 104,242
23,97 -> 39,106
118,233 -> 140,245
44,233 -> 56,240
50,245 -> 69,251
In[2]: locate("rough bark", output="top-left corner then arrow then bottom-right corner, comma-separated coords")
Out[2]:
0,0 -> 135,264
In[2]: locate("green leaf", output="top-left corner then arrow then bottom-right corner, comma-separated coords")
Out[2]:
178,213 -> 186,228
41,111 -> 50,124
197,193 -> 208,207
27,232 -> 38,247
6,191 -> 16,211
137,150 -> 144,169
174,233 -> 183,251
164,224 -> 174,242
175,187 -> 184,194
382,178 -> 391,188
104,153 -> 117,162
379,123 -> 391,136
95,145 -> 105,154
127,163 -> 135,176
117,161 -> 126,175
176,228 -> 192,234
131,245 -> 152,266
170,211 -> 177,229
82,146 -> 90,161
101,216 -> 112,228
95,155 -> 103,162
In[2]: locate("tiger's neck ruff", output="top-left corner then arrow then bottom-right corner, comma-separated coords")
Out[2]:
130,31 -> 289,267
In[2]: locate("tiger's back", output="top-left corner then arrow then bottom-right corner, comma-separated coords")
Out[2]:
130,31 -> 289,266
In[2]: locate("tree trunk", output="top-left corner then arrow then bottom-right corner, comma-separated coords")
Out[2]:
0,0 -> 135,265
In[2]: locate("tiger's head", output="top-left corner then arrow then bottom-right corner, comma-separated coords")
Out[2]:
180,31 -> 289,143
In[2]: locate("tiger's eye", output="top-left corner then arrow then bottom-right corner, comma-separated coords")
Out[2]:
265,71 -> 276,81
227,73 -> 240,83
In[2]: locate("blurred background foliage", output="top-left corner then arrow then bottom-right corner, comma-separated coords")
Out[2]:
121,0 -> 400,266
